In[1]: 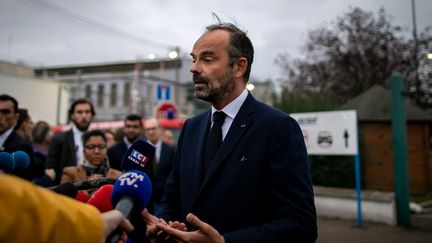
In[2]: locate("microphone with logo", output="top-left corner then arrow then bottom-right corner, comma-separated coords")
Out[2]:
107,139 -> 155,242
107,170 -> 152,243
120,139 -> 155,172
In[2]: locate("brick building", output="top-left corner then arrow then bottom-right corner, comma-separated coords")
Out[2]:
340,85 -> 432,194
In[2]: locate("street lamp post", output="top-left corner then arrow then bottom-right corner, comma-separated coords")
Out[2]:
411,0 -> 421,104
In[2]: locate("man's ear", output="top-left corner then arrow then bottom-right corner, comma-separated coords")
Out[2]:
233,57 -> 248,79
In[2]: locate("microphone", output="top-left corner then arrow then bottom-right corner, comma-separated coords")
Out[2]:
108,170 -> 152,242
48,177 -> 116,191
111,170 -> 152,218
121,139 -> 155,171
75,191 -> 91,203
73,177 -> 117,190
106,140 -> 155,242
87,184 -> 114,212
12,151 -> 30,171
0,152 -> 15,173
52,182 -> 78,198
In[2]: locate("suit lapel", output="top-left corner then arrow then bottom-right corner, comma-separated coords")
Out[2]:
199,93 -> 256,192
189,111 -> 212,201
66,130 -> 77,165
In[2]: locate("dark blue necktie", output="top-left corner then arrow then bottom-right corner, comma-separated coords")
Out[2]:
203,111 -> 226,175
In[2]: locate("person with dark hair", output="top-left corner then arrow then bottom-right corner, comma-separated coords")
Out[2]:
143,21 -> 317,242
107,114 -> 144,170
14,108 -> 34,142
45,97 -> 95,184
0,94 -> 35,180
61,129 -> 121,184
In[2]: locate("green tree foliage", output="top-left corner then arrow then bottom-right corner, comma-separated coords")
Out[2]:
275,7 -> 432,109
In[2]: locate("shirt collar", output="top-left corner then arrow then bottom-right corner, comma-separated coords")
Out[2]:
71,123 -> 85,136
211,88 -> 248,119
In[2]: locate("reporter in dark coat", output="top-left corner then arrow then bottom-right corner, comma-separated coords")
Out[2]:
45,98 -> 95,184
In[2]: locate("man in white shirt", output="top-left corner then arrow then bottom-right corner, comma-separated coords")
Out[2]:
45,97 -> 95,184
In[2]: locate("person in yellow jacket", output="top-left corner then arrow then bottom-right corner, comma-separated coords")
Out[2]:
0,173 -> 133,243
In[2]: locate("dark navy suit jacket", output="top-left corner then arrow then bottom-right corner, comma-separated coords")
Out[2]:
46,130 -> 76,184
1,131 -> 34,180
107,139 -> 128,171
157,93 -> 317,242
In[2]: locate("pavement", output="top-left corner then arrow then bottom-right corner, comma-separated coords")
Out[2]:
317,207 -> 432,243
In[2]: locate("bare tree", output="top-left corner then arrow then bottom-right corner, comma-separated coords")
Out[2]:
276,7 -> 432,108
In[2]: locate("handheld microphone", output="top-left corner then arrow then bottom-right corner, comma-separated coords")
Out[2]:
12,151 -> 30,171
73,177 -> 117,190
48,177 -> 116,191
52,182 -> 78,198
75,191 -> 91,203
108,170 -> 152,243
0,152 -> 15,173
87,184 -> 114,212
121,139 -> 155,171
111,170 -> 152,217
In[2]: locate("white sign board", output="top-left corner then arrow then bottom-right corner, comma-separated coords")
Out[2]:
291,110 -> 358,155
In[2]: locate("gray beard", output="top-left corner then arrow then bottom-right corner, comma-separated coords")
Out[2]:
195,68 -> 235,104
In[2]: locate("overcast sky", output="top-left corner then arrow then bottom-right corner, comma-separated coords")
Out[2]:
0,0 -> 431,81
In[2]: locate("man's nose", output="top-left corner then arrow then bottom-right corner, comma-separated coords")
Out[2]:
190,62 -> 201,74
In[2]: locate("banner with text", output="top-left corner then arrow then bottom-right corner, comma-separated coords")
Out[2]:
291,110 -> 358,155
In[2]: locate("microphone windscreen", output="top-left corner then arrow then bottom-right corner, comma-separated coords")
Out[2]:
75,191 -> 91,203
12,151 -> 30,171
111,170 -> 152,212
0,152 -> 15,173
121,139 -> 155,172
53,182 -> 78,198
87,184 -> 114,212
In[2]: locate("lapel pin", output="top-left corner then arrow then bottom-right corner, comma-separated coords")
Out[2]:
240,156 -> 247,162
240,124 -> 246,128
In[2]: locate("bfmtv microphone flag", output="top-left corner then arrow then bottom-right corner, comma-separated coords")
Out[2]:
111,170 -> 152,216
121,139 -> 155,171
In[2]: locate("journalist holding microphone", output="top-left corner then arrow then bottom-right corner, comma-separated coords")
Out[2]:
0,173 -> 133,243
142,19 -> 317,243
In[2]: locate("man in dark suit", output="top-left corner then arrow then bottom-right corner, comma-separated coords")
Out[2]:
143,21 -> 317,242
0,94 -> 34,180
107,114 -> 144,170
45,98 -> 95,184
143,118 -> 175,206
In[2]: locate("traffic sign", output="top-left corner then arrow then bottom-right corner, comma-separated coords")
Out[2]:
156,102 -> 177,119
156,84 -> 172,102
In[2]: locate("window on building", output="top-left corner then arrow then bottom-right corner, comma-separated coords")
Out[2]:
124,82 -> 130,106
97,84 -> 104,107
85,85 -> 92,100
111,83 -> 117,107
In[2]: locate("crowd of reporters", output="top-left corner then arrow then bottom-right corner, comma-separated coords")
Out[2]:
0,93 -> 176,242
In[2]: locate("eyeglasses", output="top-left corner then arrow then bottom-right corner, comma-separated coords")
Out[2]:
0,109 -> 13,115
84,144 -> 107,150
